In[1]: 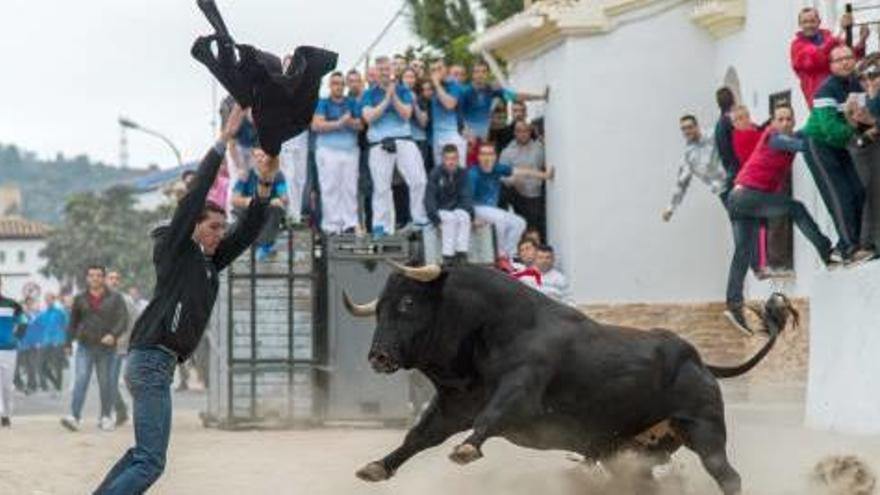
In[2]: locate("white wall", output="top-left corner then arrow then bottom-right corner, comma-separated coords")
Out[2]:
511,2 -> 728,304
0,239 -> 59,300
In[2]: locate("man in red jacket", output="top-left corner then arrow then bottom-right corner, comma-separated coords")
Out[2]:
724,106 -> 836,335
791,7 -> 868,108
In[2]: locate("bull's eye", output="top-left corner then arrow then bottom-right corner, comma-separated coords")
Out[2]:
397,296 -> 414,313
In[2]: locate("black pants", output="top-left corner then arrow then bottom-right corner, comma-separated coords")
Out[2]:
804,138 -> 865,254
508,190 -> 546,241
39,347 -> 62,391
726,187 -> 831,306
849,140 -> 880,250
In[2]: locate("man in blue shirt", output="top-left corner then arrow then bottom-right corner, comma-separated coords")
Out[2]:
0,275 -> 28,427
231,149 -> 289,260
362,55 -> 428,234
470,142 -> 553,259
460,61 -> 546,143
429,59 -> 467,168
312,71 -> 363,234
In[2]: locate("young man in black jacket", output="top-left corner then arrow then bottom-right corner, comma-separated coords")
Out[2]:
425,144 -> 474,265
95,108 -> 271,494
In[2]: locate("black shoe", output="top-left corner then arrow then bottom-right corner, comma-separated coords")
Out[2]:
723,307 -> 753,336
454,252 -> 469,265
823,249 -> 844,269
442,256 -> 456,267
116,410 -> 129,427
1,417 -> 9,428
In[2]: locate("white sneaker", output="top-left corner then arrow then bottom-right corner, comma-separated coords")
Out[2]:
99,416 -> 116,432
60,415 -> 80,432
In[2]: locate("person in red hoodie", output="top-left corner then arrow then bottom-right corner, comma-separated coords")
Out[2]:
723,105 -> 836,335
791,7 -> 868,108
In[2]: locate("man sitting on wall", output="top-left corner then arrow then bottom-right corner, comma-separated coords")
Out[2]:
230,148 -> 289,261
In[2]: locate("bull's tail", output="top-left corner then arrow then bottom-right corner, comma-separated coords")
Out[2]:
706,293 -> 799,379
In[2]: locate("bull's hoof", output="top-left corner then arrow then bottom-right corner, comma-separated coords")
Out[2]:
356,462 -> 390,482
449,443 -> 483,465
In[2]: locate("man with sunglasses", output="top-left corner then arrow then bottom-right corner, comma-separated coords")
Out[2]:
802,45 -> 870,263
661,115 -> 728,223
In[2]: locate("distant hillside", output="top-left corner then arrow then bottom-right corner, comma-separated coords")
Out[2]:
0,144 -> 149,224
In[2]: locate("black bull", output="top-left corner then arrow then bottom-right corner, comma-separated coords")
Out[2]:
344,263 -> 797,495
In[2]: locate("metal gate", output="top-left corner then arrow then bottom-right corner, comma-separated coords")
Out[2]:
204,227 -> 326,429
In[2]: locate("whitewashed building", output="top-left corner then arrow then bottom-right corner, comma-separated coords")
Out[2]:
472,0 -> 880,434
0,216 -> 59,300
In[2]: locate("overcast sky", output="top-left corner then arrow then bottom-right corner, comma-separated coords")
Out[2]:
0,0 -> 419,169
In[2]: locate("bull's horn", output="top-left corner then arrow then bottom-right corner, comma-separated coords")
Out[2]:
343,291 -> 377,317
386,259 -> 442,282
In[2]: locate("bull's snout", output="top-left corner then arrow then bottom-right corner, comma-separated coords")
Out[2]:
368,348 -> 400,373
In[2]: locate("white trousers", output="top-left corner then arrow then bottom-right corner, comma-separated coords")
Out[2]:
0,350 -> 17,418
438,209 -> 472,256
369,139 -> 427,232
433,132 -> 467,168
474,205 -> 527,257
280,133 -> 310,222
316,147 -> 359,234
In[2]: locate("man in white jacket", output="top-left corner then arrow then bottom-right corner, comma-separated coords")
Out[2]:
534,245 -> 574,305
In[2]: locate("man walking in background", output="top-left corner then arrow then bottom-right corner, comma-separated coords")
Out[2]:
0,275 -> 27,427
61,265 -> 128,432
106,270 -> 140,426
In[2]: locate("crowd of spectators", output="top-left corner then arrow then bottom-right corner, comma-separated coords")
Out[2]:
182,53 -> 573,303
664,7 -> 880,335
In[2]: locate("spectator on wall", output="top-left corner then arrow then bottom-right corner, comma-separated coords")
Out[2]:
731,105 -> 764,164
856,53 -> 880,258
429,60 -> 467,168
534,245 -> 574,305
231,149 -> 289,260
802,45 -> 870,263
790,7 -> 868,108
725,106 -> 837,334
661,115 -> 728,223
515,238 -> 538,267
470,142 -> 553,260
714,87 -> 740,193
362,56 -> 428,234
500,120 -> 549,239
425,145 -> 474,265
312,71 -> 362,235
412,76 -> 434,172
449,64 -> 467,86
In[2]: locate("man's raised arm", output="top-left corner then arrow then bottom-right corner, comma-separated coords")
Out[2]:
164,107 -> 243,252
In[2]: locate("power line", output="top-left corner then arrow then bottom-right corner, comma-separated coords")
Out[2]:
351,0 -> 409,70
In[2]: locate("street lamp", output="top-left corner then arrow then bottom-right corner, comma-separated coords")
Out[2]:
118,116 -> 183,167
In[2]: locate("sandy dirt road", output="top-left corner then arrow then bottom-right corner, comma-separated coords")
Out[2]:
1,384 -> 879,494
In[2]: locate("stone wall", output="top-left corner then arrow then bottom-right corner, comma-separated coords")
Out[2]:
580,299 -> 810,387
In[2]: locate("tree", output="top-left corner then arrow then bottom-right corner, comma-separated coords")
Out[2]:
405,0 -> 524,65
481,0 -> 524,27
40,187 -> 164,294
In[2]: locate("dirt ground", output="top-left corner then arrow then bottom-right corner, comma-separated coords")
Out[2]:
2,383 -> 879,495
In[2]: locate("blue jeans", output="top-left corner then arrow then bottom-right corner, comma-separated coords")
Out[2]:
71,344 -> 116,420
725,187 -> 832,306
94,347 -> 176,495
110,354 -> 128,419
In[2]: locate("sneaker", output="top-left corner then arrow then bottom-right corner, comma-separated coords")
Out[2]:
454,252 -> 469,265
99,416 -> 116,432
823,249 -> 844,269
723,307 -> 754,336
1,417 -> 10,428
60,415 -> 80,432
846,248 -> 876,266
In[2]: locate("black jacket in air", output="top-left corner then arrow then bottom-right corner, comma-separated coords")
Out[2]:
129,145 -> 268,361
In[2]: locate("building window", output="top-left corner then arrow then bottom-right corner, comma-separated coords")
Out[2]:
17,250 -> 25,264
